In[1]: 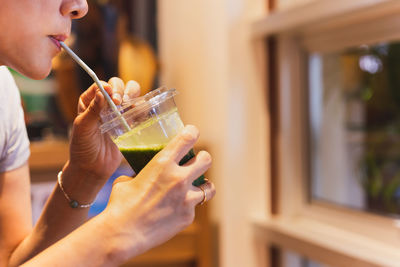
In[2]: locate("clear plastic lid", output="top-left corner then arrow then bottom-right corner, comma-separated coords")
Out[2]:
99,87 -> 178,134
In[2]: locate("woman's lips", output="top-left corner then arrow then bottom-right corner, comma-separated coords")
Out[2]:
49,35 -> 67,50
49,37 -> 61,50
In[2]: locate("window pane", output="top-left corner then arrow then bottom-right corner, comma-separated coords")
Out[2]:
283,251 -> 330,267
309,42 -> 400,216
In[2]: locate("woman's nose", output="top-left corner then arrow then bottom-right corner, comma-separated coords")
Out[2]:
61,0 -> 89,19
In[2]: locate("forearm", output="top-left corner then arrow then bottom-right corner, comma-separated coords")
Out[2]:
9,161 -> 105,266
20,212 -> 132,267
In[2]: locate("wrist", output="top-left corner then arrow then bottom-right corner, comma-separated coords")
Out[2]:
60,161 -> 105,204
95,211 -> 141,265
64,159 -> 110,182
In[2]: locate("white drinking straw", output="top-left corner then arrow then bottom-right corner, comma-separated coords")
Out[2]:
59,41 -> 130,131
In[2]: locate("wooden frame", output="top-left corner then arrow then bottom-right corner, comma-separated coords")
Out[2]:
252,0 -> 400,266
253,0 -> 400,38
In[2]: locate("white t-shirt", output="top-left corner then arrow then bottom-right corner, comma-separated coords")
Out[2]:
0,66 -> 30,172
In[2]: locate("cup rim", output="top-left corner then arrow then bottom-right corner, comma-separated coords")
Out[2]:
99,87 -> 178,134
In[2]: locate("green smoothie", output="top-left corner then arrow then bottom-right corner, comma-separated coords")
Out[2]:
113,108 -> 205,186
119,146 -> 205,186
119,145 -> 164,175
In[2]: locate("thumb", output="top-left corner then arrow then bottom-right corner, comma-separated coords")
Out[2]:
112,176 -> 132,186
78,91 -> 105,128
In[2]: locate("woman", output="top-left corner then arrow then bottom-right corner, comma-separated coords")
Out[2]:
0,0 -> 215,266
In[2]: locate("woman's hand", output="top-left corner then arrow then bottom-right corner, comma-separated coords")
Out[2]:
103,125 -> 216,258
67,77 -> 140,183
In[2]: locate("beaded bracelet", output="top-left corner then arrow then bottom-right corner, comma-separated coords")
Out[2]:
57,171 -> 94,209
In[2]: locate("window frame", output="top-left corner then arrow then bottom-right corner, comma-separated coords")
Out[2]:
253,0 -> 400,265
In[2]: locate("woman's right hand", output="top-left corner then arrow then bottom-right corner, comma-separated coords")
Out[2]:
102,125 -> 216,258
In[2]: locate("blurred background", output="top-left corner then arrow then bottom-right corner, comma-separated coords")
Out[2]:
18,0 -> 400,266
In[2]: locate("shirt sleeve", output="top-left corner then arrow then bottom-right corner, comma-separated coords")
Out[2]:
0,69 -> 30,172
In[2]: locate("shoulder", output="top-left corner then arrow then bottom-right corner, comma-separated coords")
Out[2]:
0,67 -> 21,102
0,66 -> 14,82
0,66 -> 23,127
0,66 -> 19,94
0,67 -> 30,172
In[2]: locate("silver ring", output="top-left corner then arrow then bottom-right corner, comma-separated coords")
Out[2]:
199,184 -> 207,205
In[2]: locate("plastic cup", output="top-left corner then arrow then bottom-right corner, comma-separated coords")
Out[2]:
100,87 -> 205,186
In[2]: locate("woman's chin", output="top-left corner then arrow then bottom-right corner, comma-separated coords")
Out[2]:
18,64 -> 52,80
28,70 -> 51,80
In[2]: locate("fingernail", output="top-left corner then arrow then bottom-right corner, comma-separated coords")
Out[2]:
123,94 -> 130,102
127,80 -> 141,91
182,125 -> 199,140
112,93 -> 122,104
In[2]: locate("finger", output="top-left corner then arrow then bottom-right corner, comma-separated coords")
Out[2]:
160,125 -> 199,164
108,77 -> 125,105
112,175 -> 132,186
123,80 -> 141,102
78,84 -> 96,112
77,90 -> 105,127
189,181 -> 216,206
181,150 -> 212,184
78,82 -> 112,113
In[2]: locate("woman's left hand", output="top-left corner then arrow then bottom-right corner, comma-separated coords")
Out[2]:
67,77 -> 141,183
